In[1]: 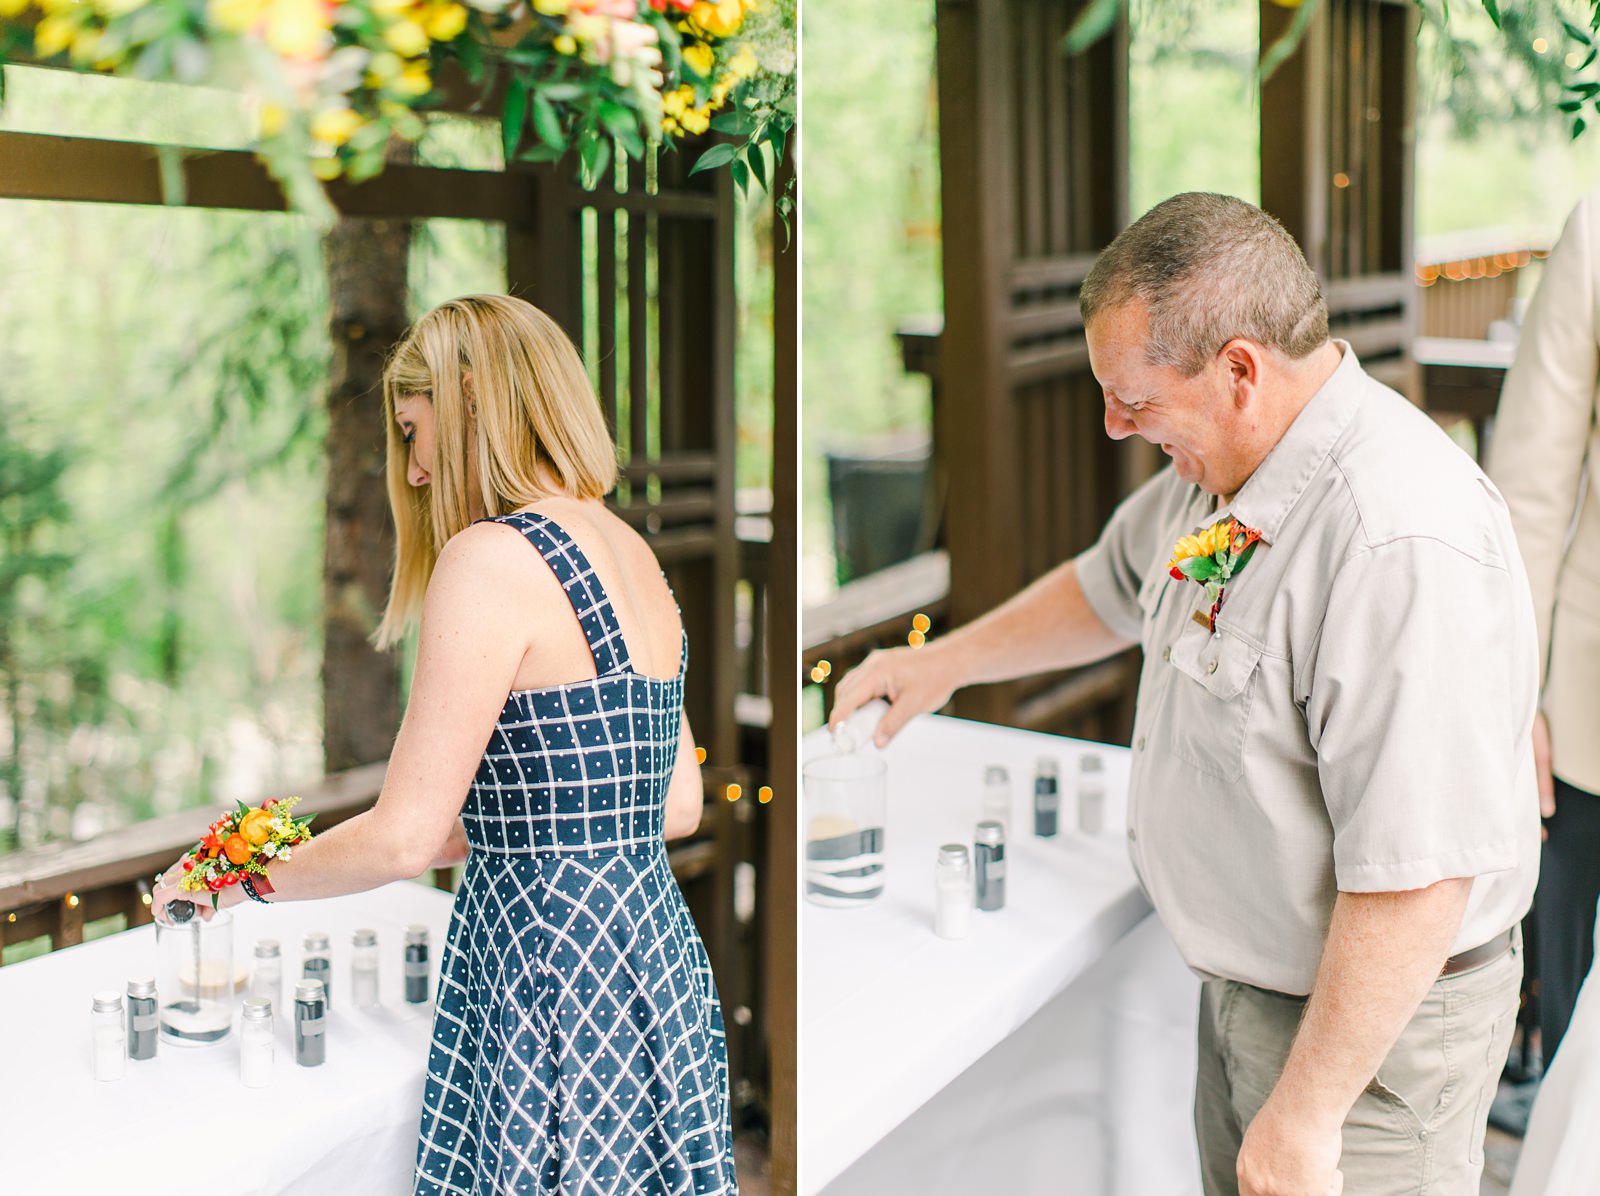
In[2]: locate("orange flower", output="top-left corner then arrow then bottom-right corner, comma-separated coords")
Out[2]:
224,834 -> 253,865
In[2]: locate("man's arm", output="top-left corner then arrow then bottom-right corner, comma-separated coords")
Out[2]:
828,559 -> 1134,746
1235,878 -> 1472,1196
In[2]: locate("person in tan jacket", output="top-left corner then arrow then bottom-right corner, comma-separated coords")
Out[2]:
1489,190 -> 1600,1066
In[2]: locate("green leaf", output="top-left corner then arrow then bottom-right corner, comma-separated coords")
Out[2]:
689,142 -> 737,175
1259,0 -> 1324,86
748,141 -> 768,192
730,158 -> 749,196
579,132 -> 612,188
1062,0 -> 1121,54
710,110 -> 758,136
517,144 -> 565,163
1483,0 -> 1501,29
1178,556 -> 1219,582
1563,19 -> 1591,45
502,78 -> 528,161
541,83 -> 584,102
531,92 -> 563,149
1575,115 -> 1589,140
455,33 -> 485,83
1560,98 -> 1585,112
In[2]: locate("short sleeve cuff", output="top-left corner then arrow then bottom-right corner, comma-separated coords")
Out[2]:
1074,539 -> 1144,643
1332,840 -> 1519,893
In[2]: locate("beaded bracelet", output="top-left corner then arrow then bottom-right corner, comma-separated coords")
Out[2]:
240,876 -> 272,904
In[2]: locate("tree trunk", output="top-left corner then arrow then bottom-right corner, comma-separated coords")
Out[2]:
321,201 -> 411,772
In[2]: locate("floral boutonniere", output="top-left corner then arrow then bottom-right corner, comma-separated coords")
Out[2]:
1167,517 -> 1264,632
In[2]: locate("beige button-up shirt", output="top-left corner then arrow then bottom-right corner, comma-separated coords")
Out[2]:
1076,343 -> 1541,995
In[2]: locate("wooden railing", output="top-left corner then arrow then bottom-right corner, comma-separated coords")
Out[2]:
0,762 -> 750,965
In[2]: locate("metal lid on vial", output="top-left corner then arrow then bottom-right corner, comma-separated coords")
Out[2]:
92,990 -> 123,1013
975,819 -> 1006,847
303,931 -> 331,952
351,928 -> 377,948
405,925 -> 430,946
937,843 -> 970,866
126,977 -> 156,998
1035,756 -> 1058,778
982,764 -> 1009,785
294,979 -> 326,1003
242,997 -> 273,1022
1079,752 -> 1104,773
254,938 -> 281,958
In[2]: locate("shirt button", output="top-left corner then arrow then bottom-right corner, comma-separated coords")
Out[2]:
1207,659 -> 1219,674
1136,736 -> 1146,751
1162,646 -> 1171,662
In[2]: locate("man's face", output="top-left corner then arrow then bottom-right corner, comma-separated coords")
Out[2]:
1085,300 -> 1244,497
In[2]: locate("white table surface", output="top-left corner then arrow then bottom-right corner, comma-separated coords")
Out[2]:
800,711 -> 1153,1193
0,879 -> 456,1195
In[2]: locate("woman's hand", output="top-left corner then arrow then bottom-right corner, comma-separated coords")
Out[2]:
429,818 -> 471,870
151,857 -> 223,926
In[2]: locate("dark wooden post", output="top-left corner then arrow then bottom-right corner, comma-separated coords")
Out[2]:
934,0 -> 1143,740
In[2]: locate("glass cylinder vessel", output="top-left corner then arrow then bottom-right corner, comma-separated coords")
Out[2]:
803,752 -> 888,907
156,908 -> 236,1046
980,764 -> 1011,833
404,926 -> 431,1004
91,992 -> 125,1082
351,928 -> 379,1009
241,997 -> 274,1088
250,939 -> 282,1015
302,931 -> 332,1012
1078,752 -> 1107,835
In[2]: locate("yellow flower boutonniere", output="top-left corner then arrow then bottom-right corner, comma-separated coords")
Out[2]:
1167,517 -> 1263,632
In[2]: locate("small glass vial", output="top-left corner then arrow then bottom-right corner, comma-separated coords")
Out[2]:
250,939 -> 282,1015
294,979 -> 327,1067
241,996 -> 274,1089
980,764 -> 1011,833
91,991 -> 126,1082
404,926 -> 431,1004
1033,757 -> 1060,838
934,844 -> 974,940
1078,752 -> 1107,835
352,928 -> 380,1009
126,977 -> 158,1062
974,819 -> 1007,912
302,931 -> 332,1012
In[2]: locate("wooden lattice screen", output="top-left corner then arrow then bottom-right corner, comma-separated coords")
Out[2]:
1261,0 -> 1418,397
934,0 -> 1148,740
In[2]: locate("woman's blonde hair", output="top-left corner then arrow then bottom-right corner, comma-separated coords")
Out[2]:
374,293 -> 618,649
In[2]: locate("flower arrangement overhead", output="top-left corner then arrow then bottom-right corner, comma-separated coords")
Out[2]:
0,0 -> 795,223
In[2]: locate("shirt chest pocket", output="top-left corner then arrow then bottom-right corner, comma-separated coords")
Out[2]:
1164,626 -> 1265,782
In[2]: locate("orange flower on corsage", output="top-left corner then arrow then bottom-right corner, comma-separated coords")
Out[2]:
1168,517 -> 1263,632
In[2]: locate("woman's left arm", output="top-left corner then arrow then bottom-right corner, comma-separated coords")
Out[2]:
151,525 -> 530,922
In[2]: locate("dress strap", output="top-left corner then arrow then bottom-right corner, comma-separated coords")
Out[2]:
482,511 -> 633,676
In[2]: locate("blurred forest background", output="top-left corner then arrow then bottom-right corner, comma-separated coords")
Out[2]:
0,65 -> 775,859
802,0 -> 1600,602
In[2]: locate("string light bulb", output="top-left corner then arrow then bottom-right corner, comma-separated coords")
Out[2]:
758,786 -> 773,804
695,747 -> 707,764
912,613 -> 931,633
66,893 -> 80,909
725,783 -> 742,802
816,660 -> 832,679
908,630 -> 926,648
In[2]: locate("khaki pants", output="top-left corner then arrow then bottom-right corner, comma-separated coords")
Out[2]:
1195,937 -> 1522,1196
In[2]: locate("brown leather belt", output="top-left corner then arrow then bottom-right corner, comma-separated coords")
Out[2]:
1440,928 -> 1514,978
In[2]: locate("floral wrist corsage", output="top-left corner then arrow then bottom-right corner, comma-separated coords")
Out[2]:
1167,517 -> 1263,632
177,797 -> 315,910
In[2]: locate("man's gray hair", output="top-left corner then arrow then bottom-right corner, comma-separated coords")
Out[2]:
1079,192 -> 1329,377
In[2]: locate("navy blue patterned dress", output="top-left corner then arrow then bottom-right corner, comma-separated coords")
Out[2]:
414,511 -> 737,1196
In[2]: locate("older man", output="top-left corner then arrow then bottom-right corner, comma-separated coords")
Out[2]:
830,193 -> 1540,1196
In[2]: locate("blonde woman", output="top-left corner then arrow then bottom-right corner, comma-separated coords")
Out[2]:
153,294 -> 737,1194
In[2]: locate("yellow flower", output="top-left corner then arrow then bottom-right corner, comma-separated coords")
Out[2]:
567,11 -> 605,43
710,78 -> 731,105
311,105 -> 365,146
209,0 -> 268,32
68,26 -> 102,63
365,49 -> 404,86
383,17 -> 429,57
553,34 -> 576,54
257,101 -> 286,137
681,41 -> 714,77
690,0 -> 742,38
33,15 -> 79,58
392,60 -> 432,96
662,85 -> 689,118
533,0 -> 568,13
423,1 -> 467,41
727,45 -> 757,79
265,0 -> 332,58
312,156 -> 344,180
681,105 -> 709,135
94,0 -> 148,15
370,0 -> 411,13
0,0 -> 31,17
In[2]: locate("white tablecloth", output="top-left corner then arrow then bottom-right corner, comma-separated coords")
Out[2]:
801,711 -> 1201,1194
0,880 -> 456,1195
